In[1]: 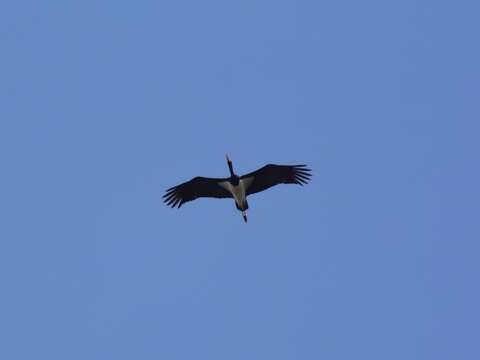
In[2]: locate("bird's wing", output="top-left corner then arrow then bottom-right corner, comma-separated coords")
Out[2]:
163,176 -> 232,208
241,164 -> 312,196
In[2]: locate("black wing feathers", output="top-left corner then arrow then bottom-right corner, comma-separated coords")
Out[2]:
163,177 -> 232,208
241,164 -> 312,195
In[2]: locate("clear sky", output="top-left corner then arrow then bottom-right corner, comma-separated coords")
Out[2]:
1,1 -> 479,359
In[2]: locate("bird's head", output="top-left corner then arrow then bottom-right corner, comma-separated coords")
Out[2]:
226,154 -> 235,177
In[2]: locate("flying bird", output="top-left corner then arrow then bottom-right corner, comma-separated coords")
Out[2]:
163,155 -> 312,223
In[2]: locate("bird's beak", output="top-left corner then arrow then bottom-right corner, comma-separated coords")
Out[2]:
242,210 -> 248,223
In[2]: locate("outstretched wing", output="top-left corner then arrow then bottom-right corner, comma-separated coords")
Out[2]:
163,176 -> 232,208
241,164 -> 312,196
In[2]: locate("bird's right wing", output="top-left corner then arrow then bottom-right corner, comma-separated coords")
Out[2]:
163,177 -> 232,208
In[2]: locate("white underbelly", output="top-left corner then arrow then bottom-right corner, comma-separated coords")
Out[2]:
220,180 -> 247,206
231,184 -> 245,205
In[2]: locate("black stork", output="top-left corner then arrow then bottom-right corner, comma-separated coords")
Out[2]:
163,155 -> 312,223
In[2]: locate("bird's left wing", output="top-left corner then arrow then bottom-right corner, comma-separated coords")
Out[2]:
163,176 -> 232,208
241,164 -> 312,196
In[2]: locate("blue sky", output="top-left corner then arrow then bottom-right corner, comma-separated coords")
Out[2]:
1,1 -> 479,359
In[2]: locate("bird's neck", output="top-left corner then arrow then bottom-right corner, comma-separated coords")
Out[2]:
228,162 -> 235,177
230,175 -> 240,186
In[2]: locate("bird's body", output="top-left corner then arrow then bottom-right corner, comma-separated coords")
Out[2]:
163,155 -> 312,223
219,178 -> 248,209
